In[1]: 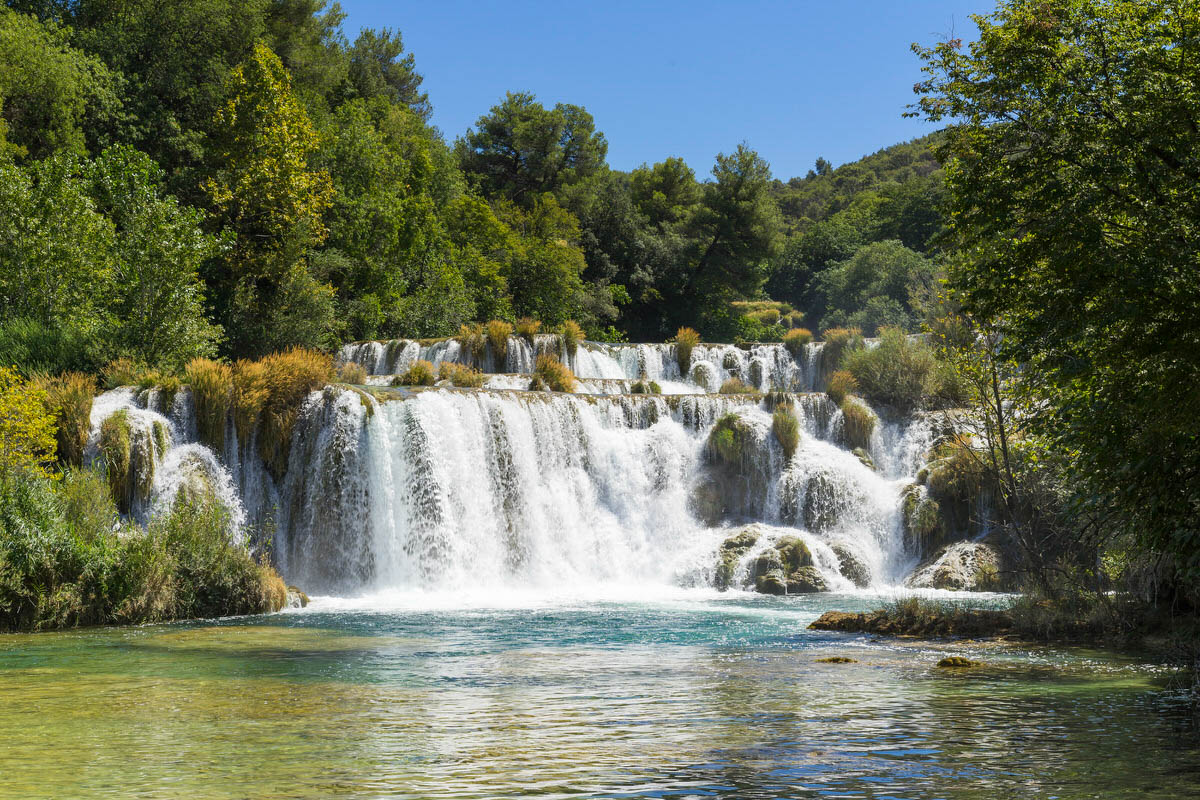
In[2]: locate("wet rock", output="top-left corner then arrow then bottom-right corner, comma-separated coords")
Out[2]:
787,566 -> 828,593
774,536 -> 814,572
937,656 -> 983,668
851,447 -> 875,470
286,586 -> 310,608
755,571 -> 787,595
714,526 -> 761,590
906,540 -> 1002,591
831,543 -> 870,588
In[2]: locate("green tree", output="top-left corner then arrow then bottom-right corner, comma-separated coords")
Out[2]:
344,28 -> 430,120
456,92 -> 608,206
495,194 -> 589,325
912,0 -> 1200,580
0,366 -> 56,479
815,240 -> 937,333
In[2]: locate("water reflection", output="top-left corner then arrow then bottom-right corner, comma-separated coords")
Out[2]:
0,594 -> 1196,798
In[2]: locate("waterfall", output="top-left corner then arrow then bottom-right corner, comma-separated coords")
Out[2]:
84,341 -> 964,597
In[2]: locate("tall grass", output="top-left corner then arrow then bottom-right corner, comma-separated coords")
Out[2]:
438,362 -> 485,387
533,354 -> 576,392
336,361 -> 368,384
840,397 -> 876,451
34,372 -> 95,467
773,404 -> 800,460
706,413 -> 752,468
516,317 -> 541,341
559,320 -> 584,358
101,357 -> 142,389
185,358 -> 232,453
719,377 -> 756,395
673,327 -> 701,373
827,369 -> 858,405
456,323 -> 487,363
842,327 -> 945,412
783,327 -> 813,356
99,410 -> 132,512
395,359 -> 437,387
232,359 -> 269,447
486,320 -> 513,365
819,327 -> 865,374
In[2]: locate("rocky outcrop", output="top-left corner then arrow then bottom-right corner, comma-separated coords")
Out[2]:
831,543 -> 870,588
906,540 -> 1003,591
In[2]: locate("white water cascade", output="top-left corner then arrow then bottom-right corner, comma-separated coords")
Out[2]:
81,337 -> 962,597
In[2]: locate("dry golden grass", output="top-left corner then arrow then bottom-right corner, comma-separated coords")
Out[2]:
559,320 -> 584,357
438,362 -> 485,387
396,359 -> 437,386
456,323 -> 487,363
34,372 -> 95,467
516,317 -> 542,341
185,359 -> 232,452
827,369 -> 858,405
336,361 -> 368,384
840,396 -> 876,451
534,354 -> 576,392
486,320 -> 514,364
783,327 -> 813,356
673,326 -> 701,373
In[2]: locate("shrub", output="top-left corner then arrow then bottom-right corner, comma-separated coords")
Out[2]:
232,359 -> 269,447
926,434 -> 986,505
827,370 -> 858,405
185,358 -> 232,453
516,317 -> 542,341
456,323 -> 487,363
819,327 -> 865,373
336,361 -> 368,384
719,377 -> 756,395
58,467 -> 117,541
673,327 -> 701,373
102,357 -> 143,389
840,397 -> 876,451
788,311 -> 806,328
534,354 -> 576,392
34,372 -> 95,467
648,381 -> 662,394
486,320 -> 514,364
438,362 -> 485,387
773,404 -> 800,460
783,327 -> 813,356
396,359 -> 436,387
559,319 -> 584,358
0,366 -> 58,477
0,317 -> 105,375
842,327 -> 941,412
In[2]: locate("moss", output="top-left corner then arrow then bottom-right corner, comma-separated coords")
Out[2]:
852,447 -> 875,470
185,358 -> 233,453
99,410 -> 132,512
827,370 -> 858,405
152,421 -> 170,456
287,585 -> 310,607
534,354 -> 576,392
714,528 -> 761,589
648,380 -> 662,394
937,656 -> 984,668
816,656 -> 858,663
832,544 -> 870,587
705,413 -> 754,469
840,397 -> 875,451
787,565 -> 828,593
755,572 -> 787,595
772,404 -> 800,460
783,327 -> 813,356
673,326 -> 701,373
774,536 -> 814,571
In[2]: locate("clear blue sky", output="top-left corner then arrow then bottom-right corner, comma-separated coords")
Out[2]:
334,1 -> 991,180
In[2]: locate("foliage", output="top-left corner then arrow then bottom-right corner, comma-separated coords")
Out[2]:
913,0 -> 1200,586
0,317 -> 105,376
629,380 -> 661,395
0,366 -> 57,478
705,413 -> 753,469
814,240 -> 936,333
395,359 -> 436,387
782,327 -> 813,356
251,348 -> 334,479
533,354 -> 575,393
97,408 -> 131,510
438,362 -> 485,388
672,326 -> 701,373
842,327 -> 958,412
826,370 -> 858,406
456,323 -> 487,363
185,358 -> 233,452
772,404 -> 800,460
516,317 -> 541,341
818,327 -> 864,374
485,319 -> 513,365
33,372 -> 94,468
718,378 -> 755,395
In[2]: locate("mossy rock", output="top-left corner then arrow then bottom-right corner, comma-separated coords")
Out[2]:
831,543 -> 870,588
286,585 -> 310,608
787,566 -> 828,593
755,571 -> 787,595
705,413 -> 754,469
937,656 -> 983,668
815,656 -> 858,664
851,447 -> 875,470
774,536 -> 814,572
751,550 -> 784,581
714,528 -> 761,590
690,476 -> 725,527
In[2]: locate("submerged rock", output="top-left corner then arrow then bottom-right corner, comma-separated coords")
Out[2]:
714,527 -> 762,590
755,571 -> 788,595
286,586 -> 310,608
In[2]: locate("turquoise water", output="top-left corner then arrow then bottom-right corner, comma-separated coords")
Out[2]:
0,591 -> 1196,798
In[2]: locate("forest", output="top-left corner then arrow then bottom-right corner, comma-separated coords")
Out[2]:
0,0 -> 1197,642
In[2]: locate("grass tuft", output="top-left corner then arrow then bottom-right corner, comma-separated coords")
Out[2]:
673,326 -> 701,373
783,327 -> 813,356
438,362 -> 485,387
827,370 -> 858,405
534,354 -> 576,392
456,323 -> 487,363
719,377 -> 756,395
559,320 -> 584,358
185,358 -> 233,453
34,372 -> 95,467
516,317 -> 541,341
840,396 -> 876,451
772,404 -> 800,460
486,320 -> 513,365
395,359 -> 436,387
336,361 -> 368,384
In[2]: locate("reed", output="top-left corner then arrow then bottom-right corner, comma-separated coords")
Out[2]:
783,327 -> 813,356
559,320 -> 584,358
34,372 -> 95,467
486,320 -> 514,365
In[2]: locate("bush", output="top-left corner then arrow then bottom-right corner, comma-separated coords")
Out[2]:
516,317 -> 541,341
438,362 -> 485,387
34,372 -> 95,467
926,434 -> 986,506
0,317 -> 105,376
819,327 -> 865,373
395,359 -> 436,387
336,361 -> 368,384
102,357 -> 143,389
787,311 -> 805,328
827,370 -> 858,405
751,308 -> 780,326
237,349 -> 334,480
0,366 -> 57,478
773,404 -> 800,460
719,377 -> 756,395
486,319 -> 514,365
456,323 -> 487,363
559,319 -> 584,358
673,327 -> 701,373
840,397 -> 876,451
534,354 -> 576,392
185,358 -> 232,453
783,327 -> 813,356
842,327 -> 943,412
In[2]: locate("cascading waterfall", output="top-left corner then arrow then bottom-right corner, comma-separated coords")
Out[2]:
82,337 -> 963,598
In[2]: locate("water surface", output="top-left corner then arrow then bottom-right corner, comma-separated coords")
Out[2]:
1,591 -> 1195,799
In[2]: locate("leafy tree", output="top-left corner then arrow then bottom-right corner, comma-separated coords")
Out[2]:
630,157 -> 700,228
912,0 -> 1200,580
495,194 -> 589,325
0,7 -> 120,159
85,145 -> 222,369
344,27 -> 430,120
815,240 -> 937,333
456,92 -> 608,206
0,154 -> 115,330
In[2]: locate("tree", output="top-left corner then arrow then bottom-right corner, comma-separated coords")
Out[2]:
814,240 -> 937,333
204,41 -> 336,355
495,194 -> 589,325
345,28 -> 430,120
912,0 -> 1200,581
86,146 -> 222,369
0,7 -> 120,159
0,366 -> 56,479
456,92 -> 608,206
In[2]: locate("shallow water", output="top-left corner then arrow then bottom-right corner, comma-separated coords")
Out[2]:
1,591 -> 1196,799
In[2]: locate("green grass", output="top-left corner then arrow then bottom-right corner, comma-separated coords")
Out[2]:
673,327 -> 701,373
772,404 -> 800,460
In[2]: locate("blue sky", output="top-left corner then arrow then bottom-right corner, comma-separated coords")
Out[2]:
334,1 -> 991,180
